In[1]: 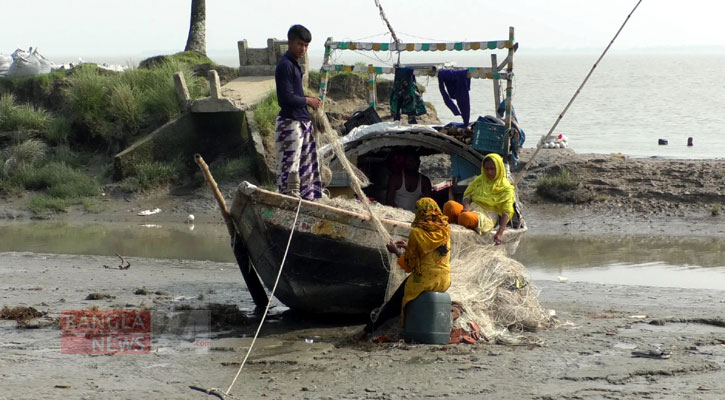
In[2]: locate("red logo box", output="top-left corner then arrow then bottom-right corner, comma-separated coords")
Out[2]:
61,310 -> 151,354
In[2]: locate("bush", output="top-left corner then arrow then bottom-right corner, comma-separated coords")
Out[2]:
110,82 -> 143,131
2,139 -> 48,167
142,83 -> 180,123
47,145 -> 82,167
0,93 -> 15,127
66,65 -> 112,139
253,91 -> 280,137
46,116 -> 72,144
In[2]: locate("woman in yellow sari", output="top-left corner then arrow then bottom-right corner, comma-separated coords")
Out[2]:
355,197 -> 451,339
443,153 -> 515,245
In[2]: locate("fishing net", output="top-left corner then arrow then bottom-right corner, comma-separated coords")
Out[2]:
322,196 -> 551,343
447,240 -> 551,343
313,106 -> 549,343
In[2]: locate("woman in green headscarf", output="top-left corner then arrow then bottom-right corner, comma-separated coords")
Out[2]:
443,153 -> 515,245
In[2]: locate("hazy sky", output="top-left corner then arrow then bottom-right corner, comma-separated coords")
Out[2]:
3,0 -> 724,64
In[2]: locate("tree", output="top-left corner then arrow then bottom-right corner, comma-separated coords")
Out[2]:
184,0 -> 206,55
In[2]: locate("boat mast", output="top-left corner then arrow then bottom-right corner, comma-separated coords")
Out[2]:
373,0 -> 402,65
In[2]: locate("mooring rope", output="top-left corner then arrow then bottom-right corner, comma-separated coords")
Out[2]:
512,0 -> 643,187
224,196 -> 304,396
314,107 -> 393,245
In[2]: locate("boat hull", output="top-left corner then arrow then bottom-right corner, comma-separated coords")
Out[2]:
229,182 -> 526,314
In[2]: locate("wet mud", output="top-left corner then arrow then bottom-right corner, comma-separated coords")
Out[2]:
1,252 -> 724,399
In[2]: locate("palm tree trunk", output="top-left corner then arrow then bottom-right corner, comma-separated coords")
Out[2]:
184,0 -> 206,55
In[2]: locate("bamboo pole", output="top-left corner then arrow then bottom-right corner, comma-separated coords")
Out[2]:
491,54 -> 501,114
513,0 -> 643,186
194,153 -> 235,237
502,27 -> 515,161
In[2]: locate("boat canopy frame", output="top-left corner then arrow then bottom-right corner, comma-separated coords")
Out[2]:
318,27 -> 519,159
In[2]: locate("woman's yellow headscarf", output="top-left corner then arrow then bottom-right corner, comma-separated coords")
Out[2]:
402,198 -> 450,273
463,153 -> 515,217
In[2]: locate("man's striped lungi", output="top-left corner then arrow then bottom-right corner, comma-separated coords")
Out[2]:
274,117 -> 322,201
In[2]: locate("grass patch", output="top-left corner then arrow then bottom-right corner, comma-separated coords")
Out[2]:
6,161 -> 100,214
0,93 -> 51,132
253,91 -> 280,137
45,116 -> 72,144
536,169 -> 574,192
210,156 -> 253,183
63,60 -> 208,147
536,168 -> 587,203
27,195 -> 72,214
139,51 -> 216,70
121,159 -> 184,192
711,204 -> 722,216
66,65 -> 112,140
3,139 -> 48,166
109,82 -> 143,132
10,162 -> 98,197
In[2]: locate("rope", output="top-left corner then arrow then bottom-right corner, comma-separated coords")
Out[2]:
512,0 -> 643,187
373,0 -> 402,65
224,196 -> 304,396
350,31 -> 389,42
396,30 -> 455,43
314,107 -> 393,245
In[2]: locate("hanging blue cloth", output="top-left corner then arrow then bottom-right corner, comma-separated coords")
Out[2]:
437,69 -> 471,125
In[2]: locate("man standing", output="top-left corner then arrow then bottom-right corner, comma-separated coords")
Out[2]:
274,24 -> 322,200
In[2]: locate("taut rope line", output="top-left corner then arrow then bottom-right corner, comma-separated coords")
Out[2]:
224,196 -> 304,396
513,0 -> 643,187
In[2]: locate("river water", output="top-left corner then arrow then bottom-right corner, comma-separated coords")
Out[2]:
422,53 -> 725,160
1,222 -> 723,291
72,51 -> 725,159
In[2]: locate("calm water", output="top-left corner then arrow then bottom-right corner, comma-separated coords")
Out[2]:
514,235 -> 725,291
1,222 -> 723,290
67,52 -> 725,159
422,53 -> 725,160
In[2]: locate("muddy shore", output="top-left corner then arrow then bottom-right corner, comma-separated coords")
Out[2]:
1,252 -> 724,399
1,150 -> 724,399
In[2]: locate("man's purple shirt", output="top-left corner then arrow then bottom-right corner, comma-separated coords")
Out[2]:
275,51 -> 310,121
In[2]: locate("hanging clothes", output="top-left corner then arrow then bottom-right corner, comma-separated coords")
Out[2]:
497,100 -> 526,166
390,67 -> 427,121
438,69 -> 471,125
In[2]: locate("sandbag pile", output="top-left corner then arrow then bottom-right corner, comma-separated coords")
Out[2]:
2,47 -> 54,78
0,48 -> 128,78
0,53 -> 11,77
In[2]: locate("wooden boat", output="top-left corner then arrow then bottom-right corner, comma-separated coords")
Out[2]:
225,28 -> 526,314
229,181 -> 526,315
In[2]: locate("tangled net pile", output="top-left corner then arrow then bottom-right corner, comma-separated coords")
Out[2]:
322,196 -> 552,343
313,107 -> 550,343
447,240 -> 551,343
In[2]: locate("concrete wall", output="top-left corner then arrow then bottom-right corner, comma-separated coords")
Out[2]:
238,38 -> 309,83
113,112 -> 268,182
